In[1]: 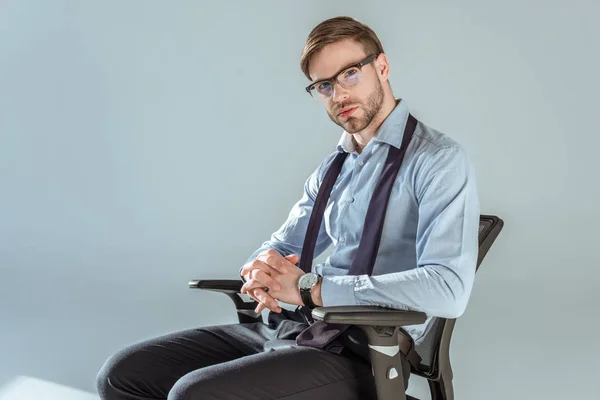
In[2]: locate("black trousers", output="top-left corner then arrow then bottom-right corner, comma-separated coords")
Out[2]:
97,307 -> 410,400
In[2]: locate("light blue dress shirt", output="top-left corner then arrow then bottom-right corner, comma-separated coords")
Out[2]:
244,100 -> 480,343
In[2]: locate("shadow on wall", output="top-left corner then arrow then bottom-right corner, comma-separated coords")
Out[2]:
0,376 -> 99,400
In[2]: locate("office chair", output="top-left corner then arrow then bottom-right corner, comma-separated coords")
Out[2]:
189,214 -> 503,400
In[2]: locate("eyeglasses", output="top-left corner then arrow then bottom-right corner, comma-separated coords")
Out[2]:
305,54 -> 378,103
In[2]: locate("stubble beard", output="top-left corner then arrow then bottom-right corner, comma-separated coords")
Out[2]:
329,80 -> 385,134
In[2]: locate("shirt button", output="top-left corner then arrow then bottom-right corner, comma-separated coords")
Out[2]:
348,197 -> 354,203
339,236 -> 346,243
358,160 -> 364,167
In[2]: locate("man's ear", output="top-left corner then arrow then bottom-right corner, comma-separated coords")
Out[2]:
375,53 -> 390,82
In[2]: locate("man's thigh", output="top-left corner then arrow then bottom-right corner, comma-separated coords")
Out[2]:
97,322 -> 277,400
168,345 -> 379,400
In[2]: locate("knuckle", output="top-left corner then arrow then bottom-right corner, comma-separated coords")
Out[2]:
261,270 -> 273,279
268,255 -> 280,267
259,250 -> 273,259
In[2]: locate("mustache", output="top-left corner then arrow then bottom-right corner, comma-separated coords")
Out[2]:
333,102 -> 359,114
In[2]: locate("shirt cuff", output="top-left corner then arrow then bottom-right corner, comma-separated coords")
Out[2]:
320,275 -> 359,306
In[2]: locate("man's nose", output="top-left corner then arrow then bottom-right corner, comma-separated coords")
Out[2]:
331,82 -> 350,103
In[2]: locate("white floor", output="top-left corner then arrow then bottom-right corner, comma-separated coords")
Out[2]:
0,376 -> 99,400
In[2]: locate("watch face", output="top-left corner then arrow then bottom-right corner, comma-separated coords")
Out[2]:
298,273 -> 318,289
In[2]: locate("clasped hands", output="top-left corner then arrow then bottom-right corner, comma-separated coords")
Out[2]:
240,249 -> 311,314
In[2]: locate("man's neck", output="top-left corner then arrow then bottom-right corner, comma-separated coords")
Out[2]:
352,96 -> 398,154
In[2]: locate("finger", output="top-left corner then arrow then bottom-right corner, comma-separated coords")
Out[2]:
240,279 -> 264,294
246,289 -> 261,303
255,289 -> 281,312
251,269 -> 281,291
247,289 -> 271,315
255,302 -> 266,314
285,254 -> 300,266
256,250 -> 290,273
241,276 -> 275,294
249,289 -> 276,313
251,289 -> 281,313
243,269 -> 280,293
246,287 -> 271,305
257,251 -> 300,274
240,258 -> 279,279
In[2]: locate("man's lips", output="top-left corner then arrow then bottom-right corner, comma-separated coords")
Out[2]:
337,106 -> 358,119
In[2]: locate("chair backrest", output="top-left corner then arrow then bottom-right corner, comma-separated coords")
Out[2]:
412,214 -> 504,379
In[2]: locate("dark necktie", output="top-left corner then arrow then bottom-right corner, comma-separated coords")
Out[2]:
295,114 -> 418,352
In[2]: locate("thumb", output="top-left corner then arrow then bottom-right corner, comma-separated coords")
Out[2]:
285,254 -> 300,265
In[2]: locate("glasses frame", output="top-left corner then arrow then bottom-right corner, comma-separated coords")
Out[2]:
305,53 -> 379,100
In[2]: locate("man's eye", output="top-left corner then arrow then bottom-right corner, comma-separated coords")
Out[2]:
344,68 -> 358,78
316,82 -> 332,95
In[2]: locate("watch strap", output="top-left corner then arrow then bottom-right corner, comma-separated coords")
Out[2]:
300,288 -> 317,309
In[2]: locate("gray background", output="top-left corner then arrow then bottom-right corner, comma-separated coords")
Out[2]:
1,1 -> 598,399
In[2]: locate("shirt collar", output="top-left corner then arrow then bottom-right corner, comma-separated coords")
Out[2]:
336,98 -> 409,154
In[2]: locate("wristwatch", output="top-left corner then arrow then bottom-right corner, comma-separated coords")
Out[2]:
297,272 -> 320,309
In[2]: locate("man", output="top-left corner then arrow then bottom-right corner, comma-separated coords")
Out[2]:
97,16 -> 480,400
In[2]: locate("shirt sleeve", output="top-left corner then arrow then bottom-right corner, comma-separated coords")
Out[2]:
320,145 -> 480,319
240,155 -> 335,278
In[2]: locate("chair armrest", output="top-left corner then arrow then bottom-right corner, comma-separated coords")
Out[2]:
188,279 -> 262,324
188,279 -> 243,294
311,306 -> 427,327
312,306 -> 427,400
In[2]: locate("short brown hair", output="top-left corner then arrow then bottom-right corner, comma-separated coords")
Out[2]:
300,16 -> 384,81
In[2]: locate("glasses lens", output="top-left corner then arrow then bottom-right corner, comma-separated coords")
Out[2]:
308,66 -> 363,102
309,81 -> 333,102
339,67 -> 362,87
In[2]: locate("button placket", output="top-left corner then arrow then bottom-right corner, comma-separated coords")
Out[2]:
337,157 -> 360,246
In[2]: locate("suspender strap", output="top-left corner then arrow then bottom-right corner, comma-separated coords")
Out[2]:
295,113 -> 420,356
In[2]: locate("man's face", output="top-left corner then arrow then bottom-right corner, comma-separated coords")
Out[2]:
308,39 -> 385,134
